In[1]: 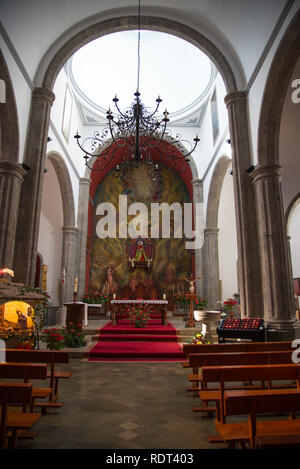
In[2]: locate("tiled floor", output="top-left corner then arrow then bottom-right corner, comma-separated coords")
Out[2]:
17,359 -> 226,449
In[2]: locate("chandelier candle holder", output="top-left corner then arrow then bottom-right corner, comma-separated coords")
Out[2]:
74,0 -> 200,181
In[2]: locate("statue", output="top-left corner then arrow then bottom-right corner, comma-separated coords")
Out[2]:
16,311 -> 28,330
126,238 -> 155,269
102,264 -> 118,298
185,274 -> 201,294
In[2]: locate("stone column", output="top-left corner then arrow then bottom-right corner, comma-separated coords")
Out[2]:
14,87 -> 55,285
224,91 -> 263,317
251,165 -> 299,339
192,178 -> 204,295
0,161 -> 27,269
76,177 -> 91,299
62,226 -> 79,303
203,228 -> 220,309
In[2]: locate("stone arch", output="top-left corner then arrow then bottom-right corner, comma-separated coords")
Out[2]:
285,192 -> 300,236
258,10 -> 300,166
36,15 -> 240,94
45,151 -> 77,302
0,49 -> 19,162
46,151 -> 76,227
203,154 -> 232,309
206,155 -> 232,229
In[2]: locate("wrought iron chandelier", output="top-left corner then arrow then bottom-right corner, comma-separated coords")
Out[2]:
74,0 -> 200,181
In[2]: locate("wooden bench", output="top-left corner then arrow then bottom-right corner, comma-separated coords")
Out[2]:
4,349 -> 71,411
0,382 -> 41,449
0,362 -> 51,412
182,340 -> 293,362
188,350 -> 295,389
182,341 -> 293,390
199,363 -> 300,430
221,388 -> 300,448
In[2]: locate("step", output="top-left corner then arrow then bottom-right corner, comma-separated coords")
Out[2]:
93,334 -> 178,342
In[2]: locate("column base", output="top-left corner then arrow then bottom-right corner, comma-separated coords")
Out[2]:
265,319 -> 300,341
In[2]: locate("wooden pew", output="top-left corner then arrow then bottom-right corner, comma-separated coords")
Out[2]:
0,382 -> 41,449
182,341 -> 293,390
4,349 -> 71,411
188,350 -> 294,389
0,362 -> 50,412
222,388 -> 300,448
182,340 -> 293,362
200,363 -> 300,429
188,351 -> 295,417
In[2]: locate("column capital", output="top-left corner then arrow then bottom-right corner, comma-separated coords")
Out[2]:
0,161 -> 27,181
250,164 -> 282,185
32,87 -> 55,105
79,177 -> 91,186
191,178 -> 203,186
204,227 -> 219,236
224,90 -> 248,108
62,226 -> 79,235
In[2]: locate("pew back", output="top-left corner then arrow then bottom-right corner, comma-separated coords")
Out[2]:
189,350 -> 294,369
0,363 -> 48,381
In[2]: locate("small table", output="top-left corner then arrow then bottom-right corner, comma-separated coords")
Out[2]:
62,302 -> 88,327
110,299 -> 168,325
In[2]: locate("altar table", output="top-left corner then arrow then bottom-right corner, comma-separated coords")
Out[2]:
110,299 -> 168,325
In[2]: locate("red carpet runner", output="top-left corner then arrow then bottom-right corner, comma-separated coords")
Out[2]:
88,319 -> 184,362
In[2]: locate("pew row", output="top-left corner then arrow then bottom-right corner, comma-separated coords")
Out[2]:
4,349 -> 71,411
0,382 -> 41,449
198,363 -> 300,434
219,388 -> 300,448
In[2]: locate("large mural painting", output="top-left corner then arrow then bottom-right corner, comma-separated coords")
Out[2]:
89,162 -> 193,299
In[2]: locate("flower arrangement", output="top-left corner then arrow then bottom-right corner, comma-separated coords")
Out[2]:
127,304 -> 149,328
190,331 -> 210,344
174,292 -> 186,304
63,322 -> 86,348
223,298 -> 238,316
82,291 -> 108,304
193,296 -> 207,310
43,328 -> 66,350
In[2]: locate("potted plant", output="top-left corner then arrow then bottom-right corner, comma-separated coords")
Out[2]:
63,322 -> 87,348
43,328 -> 65,350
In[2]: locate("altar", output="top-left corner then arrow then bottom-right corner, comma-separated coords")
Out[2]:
110,299 -> 168,325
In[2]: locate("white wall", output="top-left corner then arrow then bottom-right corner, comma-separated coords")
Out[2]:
288,200 -> 300,279
37,160 -> 63,306
280,57 -> 300,211
218,164 -> 238,300
248,2 -> 300,165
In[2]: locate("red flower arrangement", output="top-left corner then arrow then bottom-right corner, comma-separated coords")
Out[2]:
128,304 -> 150,328
43,329 -> 66,350
223,298 -> 237,316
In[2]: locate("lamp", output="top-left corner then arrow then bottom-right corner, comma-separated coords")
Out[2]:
74,0 -> 200,181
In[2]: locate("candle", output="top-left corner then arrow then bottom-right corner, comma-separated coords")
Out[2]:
163,293 -> 166,300
74,277 -> 78,293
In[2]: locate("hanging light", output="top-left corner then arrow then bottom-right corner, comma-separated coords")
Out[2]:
74,0 -> 200,180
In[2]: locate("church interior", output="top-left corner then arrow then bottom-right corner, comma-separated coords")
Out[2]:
0,0 -> 300,452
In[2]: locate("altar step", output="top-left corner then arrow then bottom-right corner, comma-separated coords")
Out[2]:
88,320 -> 185,361
92,333 -> 178,342
88,341 -> 184,361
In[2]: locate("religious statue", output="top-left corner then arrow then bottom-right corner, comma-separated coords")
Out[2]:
185,274 -> 201,294
16,311 -> 28,330
126,238 -> 155,269
102,264 -> 118,298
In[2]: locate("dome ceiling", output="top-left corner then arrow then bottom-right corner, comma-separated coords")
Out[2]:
67,30 -> 216,127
